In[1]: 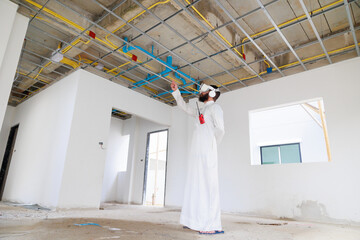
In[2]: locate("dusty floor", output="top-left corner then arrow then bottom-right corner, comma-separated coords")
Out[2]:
0,202 -> 359,240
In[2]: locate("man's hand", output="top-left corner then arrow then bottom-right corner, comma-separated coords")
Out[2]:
171,80 -> 178,91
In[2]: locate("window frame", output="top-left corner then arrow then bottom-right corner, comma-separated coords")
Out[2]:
260,142 -> 302,165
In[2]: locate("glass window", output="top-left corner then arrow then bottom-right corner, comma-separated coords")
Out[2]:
261,143 -> 301,165
249,98 -> 330,165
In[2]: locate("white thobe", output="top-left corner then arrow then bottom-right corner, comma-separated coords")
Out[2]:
172,89 -> 225,231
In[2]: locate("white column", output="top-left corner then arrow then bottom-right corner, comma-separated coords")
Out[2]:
0,5 -> 29,129
0,0 -> 18,68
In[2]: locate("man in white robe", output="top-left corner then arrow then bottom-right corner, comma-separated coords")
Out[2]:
170,81 -> 225,234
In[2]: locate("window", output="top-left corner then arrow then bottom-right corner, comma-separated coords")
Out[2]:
260,143 -> 301,165
249,98 -> 331,165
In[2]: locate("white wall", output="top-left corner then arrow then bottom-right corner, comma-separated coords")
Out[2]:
101,117 -> 130,203
2,74 -> 78,207
3,54 -> 360,223
167,57 -> 360,223
116,116 -> 138,204
1,69 -> 171,209
164,107 -> 191,207
217,57 -> 360,223
249,102 -> 327,165
0,0 -> 18,69
0,8 -> 28,131
57,70 -> 171,209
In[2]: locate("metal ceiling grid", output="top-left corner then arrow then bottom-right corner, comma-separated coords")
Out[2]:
11,0 -> 272,102
49,0 -> 210,97
128,0 -> 248,87
12,1 -> 166,100
112,108 -> 132,120
84,0 -> 233,92
8,0 -> 360,106
9,0 -> 248,104
172,0 -> 266,82
13,0 -> 182,104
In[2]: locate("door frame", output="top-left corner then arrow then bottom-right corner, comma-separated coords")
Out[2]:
142,129 -> 169,206
0,124 -> 19,200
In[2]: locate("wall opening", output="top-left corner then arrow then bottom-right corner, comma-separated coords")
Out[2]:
143,129 -> 168,207
249,99 -> 331,165
0,124 -> 19,200
101,109 -> 131,203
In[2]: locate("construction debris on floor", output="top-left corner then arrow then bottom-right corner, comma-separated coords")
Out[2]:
0,202 -> 360,240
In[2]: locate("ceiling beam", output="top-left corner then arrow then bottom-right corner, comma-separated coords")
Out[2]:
299,0 -> 332,64
131,0 -> 247,88
344,0 -> 360,56
172,0 -> 265,83
213,0 -> 285,77
89,0 -> 232,91
14,0 -> 197,102
52,0 -> 203,99
256,0 -> 307,71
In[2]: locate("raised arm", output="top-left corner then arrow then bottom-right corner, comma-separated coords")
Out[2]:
171,81 -> 197,117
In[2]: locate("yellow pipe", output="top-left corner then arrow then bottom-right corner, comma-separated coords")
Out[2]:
104,0 -> 170,49
20,87 -> 43,101
166,75 -> 198,92
223,42 -> 360,86
26,0 -> 196,91
103,67 -> 159,94
62,38 -> 86,54
60,57 -> 80,69
33,61 -> 52,80
107,62 -> 131,74
103,0 -> 171,68
17,71 -> 50,84
24,0 -> 160,89
23,0 -> 355,98
29,14 -> 50,23
107,0 -> 170,37
241,0 -> 343,54
21,2 -> 190,102
264,59 -> 270,68
184,0 -> 243,59
78,56 -> 93,64
24,0 -> 150,69
25,0 -> 85,30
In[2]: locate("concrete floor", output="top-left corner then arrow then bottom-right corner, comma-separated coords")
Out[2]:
1,202 -> 360,240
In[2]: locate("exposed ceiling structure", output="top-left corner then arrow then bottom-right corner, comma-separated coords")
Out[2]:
8,0 -> 360,106
112,108 -> 132,120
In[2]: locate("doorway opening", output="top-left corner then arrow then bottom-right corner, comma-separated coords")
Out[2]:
143,129 -> 168,207
1,124 -> 19,200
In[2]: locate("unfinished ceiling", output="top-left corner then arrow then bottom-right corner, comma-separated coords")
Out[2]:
112,108 -> 132,120
8,0 -> 360,106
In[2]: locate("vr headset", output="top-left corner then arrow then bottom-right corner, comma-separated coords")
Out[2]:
199,83 -> 220,98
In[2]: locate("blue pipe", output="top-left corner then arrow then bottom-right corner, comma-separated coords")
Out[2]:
133,69 -> 171,86
156,90 -> 198,97
121,37 -> 200,97
152,80 -> 200,98
174,72 -> 186,84
133,70 -> 171,88
132,55 -> 174,88
180,90 -> 198,95
120,37 -> 194,85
